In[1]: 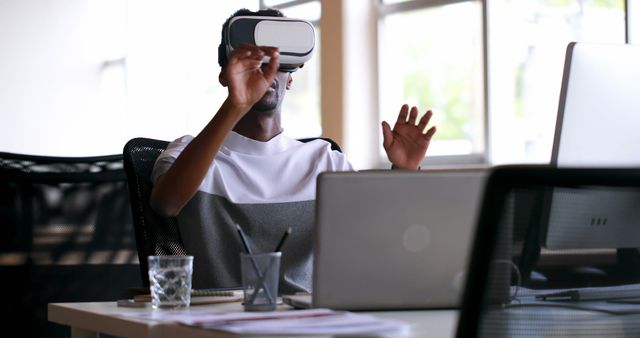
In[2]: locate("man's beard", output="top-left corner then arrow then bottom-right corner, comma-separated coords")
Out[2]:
253,78 -> 281,112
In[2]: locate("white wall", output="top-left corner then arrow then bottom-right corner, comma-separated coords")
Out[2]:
0,0 -> 127,156
0,0 -> 257,157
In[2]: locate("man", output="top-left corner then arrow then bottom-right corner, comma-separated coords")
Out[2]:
149,8 -> 436,293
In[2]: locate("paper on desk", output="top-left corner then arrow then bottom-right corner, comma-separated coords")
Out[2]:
123,308 -> 409,335
182,308 -> 409,335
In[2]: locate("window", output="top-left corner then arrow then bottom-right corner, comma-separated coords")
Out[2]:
263,0 -> 323,138
378,0 -> 485,164
488,0 -> 626,164
377,0 -> 627,166
2,0 -> 632,159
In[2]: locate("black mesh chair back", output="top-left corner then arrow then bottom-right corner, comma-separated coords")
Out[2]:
0,152 -> 139,338
457,165 -> 640,338
123,138 -> 187,287
123,136 -> 342,287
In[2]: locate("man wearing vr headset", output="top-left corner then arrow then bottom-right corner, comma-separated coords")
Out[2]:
150,8 -> 437,293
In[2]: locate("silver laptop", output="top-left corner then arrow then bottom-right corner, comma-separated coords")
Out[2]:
284,169 -> 488,310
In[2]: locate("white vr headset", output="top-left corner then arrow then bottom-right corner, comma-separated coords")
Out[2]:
225,16 -> 316,72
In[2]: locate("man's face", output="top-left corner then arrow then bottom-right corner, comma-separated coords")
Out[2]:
252,70 -> 291,112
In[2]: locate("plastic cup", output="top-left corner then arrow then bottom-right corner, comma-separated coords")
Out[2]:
241,252 -> 281,311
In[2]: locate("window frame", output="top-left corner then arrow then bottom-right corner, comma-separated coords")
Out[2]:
258,0 -> 323,139
260,0 -> 320,24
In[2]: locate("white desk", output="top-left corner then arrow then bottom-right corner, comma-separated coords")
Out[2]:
48,301 -> 458,338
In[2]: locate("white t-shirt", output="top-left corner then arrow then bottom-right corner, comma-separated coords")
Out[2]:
152,131 -> 353,292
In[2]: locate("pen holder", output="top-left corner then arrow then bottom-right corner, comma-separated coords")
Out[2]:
240,252 -> 281,311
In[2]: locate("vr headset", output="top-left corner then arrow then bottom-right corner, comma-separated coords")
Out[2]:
224,16 -> 316,72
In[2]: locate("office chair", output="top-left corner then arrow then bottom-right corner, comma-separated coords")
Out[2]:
122,137 -> 186,288
456,165 -> 640,338
0,152 -> 139,338
298,137 -> 342,153
123,136 -> 341,287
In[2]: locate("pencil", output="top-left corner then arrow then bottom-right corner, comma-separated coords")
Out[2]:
274,226 -> 292,252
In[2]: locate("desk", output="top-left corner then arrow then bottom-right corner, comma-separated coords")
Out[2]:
48,301 -> 458,338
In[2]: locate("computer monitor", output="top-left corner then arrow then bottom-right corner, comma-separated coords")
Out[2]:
543,42 -> 640,249
551,42 -> 640,167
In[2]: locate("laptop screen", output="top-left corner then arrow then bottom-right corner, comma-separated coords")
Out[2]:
311,169 -> 487,310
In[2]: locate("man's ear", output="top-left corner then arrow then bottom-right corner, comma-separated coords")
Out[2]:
219,71 -> 229,87
286,73 -> 293,90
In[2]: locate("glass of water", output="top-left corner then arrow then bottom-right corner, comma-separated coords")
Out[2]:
148,255 -> 193,309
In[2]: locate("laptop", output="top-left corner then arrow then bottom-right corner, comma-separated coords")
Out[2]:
284,169 -> 488,310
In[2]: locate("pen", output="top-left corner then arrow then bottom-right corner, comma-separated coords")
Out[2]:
274,226 -> 292,252
236,224 -> 275,304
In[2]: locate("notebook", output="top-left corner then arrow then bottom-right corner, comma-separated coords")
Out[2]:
284,169 -> 488,310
